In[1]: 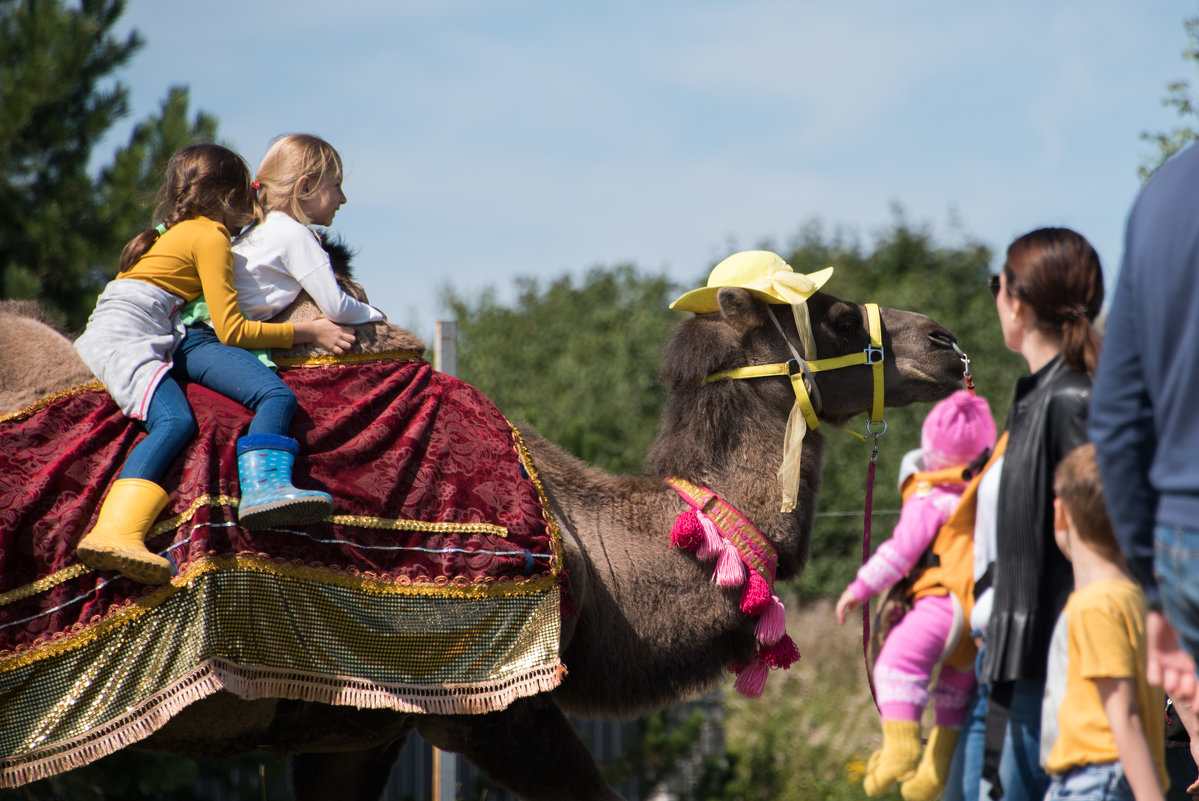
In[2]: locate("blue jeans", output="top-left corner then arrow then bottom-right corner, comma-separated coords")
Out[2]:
120,327 -> 296,482
944,650 -> 989,801
1156,524 -> 1199,663
980,677 -> 1051,801
946,648 -> 1050,801
1045,762 -> 1133,801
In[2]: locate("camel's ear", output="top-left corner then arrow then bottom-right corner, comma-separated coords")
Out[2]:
716,287 -> 769,334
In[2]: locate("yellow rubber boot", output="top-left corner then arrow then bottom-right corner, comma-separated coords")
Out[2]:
76,479 -> 172,584
901,725 -> 960,801
863,719 -> 922,796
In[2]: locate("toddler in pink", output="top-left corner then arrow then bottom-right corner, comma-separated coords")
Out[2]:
836,389 -> 996,800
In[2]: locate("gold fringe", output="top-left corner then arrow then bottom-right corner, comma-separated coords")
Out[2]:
509,424 -> 565,574
0,564 -> 89,606
0,581 -> 179,670
1,495 -> 525,610
178,555 -> 556,599
329,514 -> 508,538
273,350 -> 422,368
0,654 -> 566,788
0,381 -> 103,424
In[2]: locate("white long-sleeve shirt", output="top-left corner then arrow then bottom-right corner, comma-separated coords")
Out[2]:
232,212 -> 385,324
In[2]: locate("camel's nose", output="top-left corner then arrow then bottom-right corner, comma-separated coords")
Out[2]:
926,324 -> 957,349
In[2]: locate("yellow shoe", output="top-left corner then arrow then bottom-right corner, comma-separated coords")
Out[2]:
863,719 -> 922,796
901,725 -> 960,801
76,479 -> 172,584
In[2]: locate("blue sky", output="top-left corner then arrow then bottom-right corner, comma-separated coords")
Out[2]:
106,1 -> 1196,337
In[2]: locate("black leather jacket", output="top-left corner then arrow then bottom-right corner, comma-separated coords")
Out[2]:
980,355 -> 1091,685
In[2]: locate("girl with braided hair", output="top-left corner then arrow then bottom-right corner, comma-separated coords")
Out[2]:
74,143 -> 355,585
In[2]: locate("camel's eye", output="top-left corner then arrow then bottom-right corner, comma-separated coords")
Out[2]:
830,304 -> 860,338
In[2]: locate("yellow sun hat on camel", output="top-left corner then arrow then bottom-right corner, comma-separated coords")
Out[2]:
670,250 -> 835,313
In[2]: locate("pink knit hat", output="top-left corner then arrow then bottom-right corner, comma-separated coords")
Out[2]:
921,389 -> 996,472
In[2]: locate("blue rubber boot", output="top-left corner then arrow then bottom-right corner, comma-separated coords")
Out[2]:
236,434 -> 333,530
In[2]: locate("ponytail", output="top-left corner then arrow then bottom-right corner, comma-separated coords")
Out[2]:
118,228 -> 160,272
117,143 -> 253,272
1061,315 -> 1101,376
1004,227 -> 1105,376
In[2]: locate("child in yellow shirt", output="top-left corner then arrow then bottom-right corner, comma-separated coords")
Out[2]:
74,144 -> 354,584
1041,443 -> 1167,801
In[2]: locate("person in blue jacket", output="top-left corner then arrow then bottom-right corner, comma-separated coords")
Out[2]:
1089,140 -> 1199,711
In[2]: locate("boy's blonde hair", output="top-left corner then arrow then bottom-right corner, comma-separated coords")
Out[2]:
250,134 -> 343,227
1053,442 -> 1120,559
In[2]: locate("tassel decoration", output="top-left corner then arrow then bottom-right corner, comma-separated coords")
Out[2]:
755,594 -> 787,645
740,571 -> 772,615
733,656 -> 769,699
669,510 -> 703,551
714,541 -> 747,587
696,513 -> 723,561
759,634 -> 800,669
665,477 -> 796,700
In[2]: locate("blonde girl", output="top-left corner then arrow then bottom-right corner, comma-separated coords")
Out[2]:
231,134 -> 384,326
73,143 -> 354,585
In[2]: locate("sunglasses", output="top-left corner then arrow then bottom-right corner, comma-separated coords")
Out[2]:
988,274 -> 1002,300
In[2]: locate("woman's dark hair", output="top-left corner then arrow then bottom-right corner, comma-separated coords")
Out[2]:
118,143 -> 255,272
1003,227 -> 1104,375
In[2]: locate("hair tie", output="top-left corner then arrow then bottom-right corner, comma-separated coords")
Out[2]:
154,223 -> 167,237
251,181 -> 261,191
1067,305 -> 1088,321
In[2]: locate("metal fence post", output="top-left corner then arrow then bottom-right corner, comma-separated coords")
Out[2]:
432,319 -> 459,801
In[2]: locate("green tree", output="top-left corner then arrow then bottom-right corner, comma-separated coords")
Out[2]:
1140,14 -> 1199,180
443,264 -> 682,474
0,0 -> 217,329
95,86 -> 219,268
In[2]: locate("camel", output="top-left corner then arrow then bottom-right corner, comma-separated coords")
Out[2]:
0,270 -> 963,800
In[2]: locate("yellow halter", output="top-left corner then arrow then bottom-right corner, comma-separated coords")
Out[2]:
702,302 -> 886,511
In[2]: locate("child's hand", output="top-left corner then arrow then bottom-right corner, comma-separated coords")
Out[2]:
294,319 -> 356,355
835,588 -> 860,625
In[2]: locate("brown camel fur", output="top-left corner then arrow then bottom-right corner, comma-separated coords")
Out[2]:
0,281 -> 963,800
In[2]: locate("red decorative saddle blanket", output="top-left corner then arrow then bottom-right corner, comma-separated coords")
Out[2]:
0,356 -> 563,786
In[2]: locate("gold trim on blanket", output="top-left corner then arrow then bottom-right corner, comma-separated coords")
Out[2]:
273,349 -> 423,368
510,424 -> 564,574
0,382 -> 103,424
0,495 -> 517,611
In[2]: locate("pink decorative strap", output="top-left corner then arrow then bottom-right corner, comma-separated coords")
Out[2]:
666,476 -> 800,698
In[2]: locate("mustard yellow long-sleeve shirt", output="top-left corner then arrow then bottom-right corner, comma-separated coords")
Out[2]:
118,216 -> 295,349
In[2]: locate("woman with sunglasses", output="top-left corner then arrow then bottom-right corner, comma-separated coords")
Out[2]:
944,227 -> 1104,801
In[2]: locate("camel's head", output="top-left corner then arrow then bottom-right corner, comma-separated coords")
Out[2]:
663,251 -> 964,432
704,287 -> 963,424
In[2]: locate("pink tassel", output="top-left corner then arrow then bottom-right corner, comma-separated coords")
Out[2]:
669,510 -> 702,551
759,634 -> 800,669
714,541 -> 747,587
733,655 -> 768,698
755,594 -> 786,644
740,571 -> 772,615
695,513 -> 724,561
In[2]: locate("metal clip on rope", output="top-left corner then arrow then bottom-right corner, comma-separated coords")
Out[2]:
951,341 -> 975,393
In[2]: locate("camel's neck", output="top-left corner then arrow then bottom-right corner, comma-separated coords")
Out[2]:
647,402 -> 825,581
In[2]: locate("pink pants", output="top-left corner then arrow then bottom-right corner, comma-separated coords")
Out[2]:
873,593 -> 975,728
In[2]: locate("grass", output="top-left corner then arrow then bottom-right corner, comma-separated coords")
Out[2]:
715,595 -> 910,801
